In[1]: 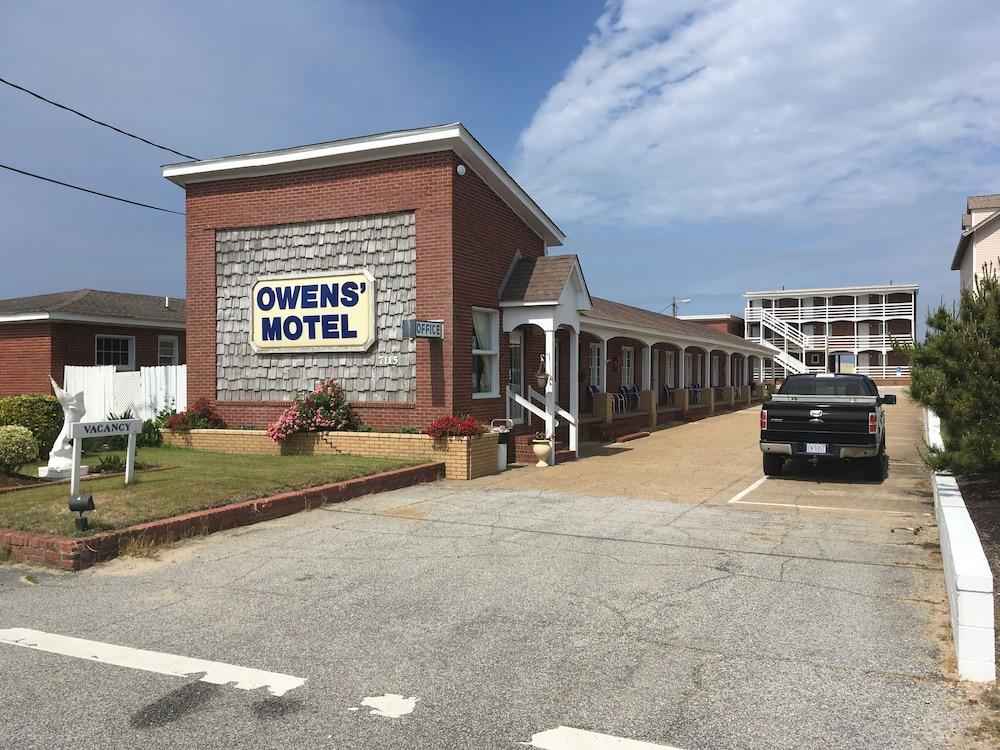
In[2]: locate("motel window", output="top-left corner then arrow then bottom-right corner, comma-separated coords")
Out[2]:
621,346 -> 635,387
158,335 -> 179,366
95,335 -> 135,371
589,343 -> 602,389
472,308 -> 499,398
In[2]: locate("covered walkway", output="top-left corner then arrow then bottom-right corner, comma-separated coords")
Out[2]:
499,254 -> 774,464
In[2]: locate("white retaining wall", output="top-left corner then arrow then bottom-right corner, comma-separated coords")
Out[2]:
927,409 -> 996,682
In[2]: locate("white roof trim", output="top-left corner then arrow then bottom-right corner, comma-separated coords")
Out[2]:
0,312 -> 184,330
745,283 -> 919,298
162,123 -> 565,247
580,316 -> 770,356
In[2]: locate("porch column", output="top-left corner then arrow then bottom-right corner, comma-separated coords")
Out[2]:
703,350 -> 711,388
725,352 -> 732,386
599,337 -> 608,393
641,342 -> 652,390
568,326 -> 579,457
545,327 -> 556,466
678,346 -> 686,387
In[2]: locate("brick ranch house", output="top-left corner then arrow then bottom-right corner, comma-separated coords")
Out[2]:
0,289 -> 186,397
162,123 -> 774,462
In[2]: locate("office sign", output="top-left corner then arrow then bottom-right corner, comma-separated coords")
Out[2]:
402,319 -> 444,339
251,271 -> 376,353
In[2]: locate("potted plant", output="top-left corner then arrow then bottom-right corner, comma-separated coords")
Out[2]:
530,431 -> 551,467
535,354 -> 550,391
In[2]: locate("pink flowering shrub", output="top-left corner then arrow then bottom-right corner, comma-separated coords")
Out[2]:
266,379 -> 361,442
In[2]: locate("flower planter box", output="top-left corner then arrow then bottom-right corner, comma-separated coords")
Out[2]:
164,429 -> 497,480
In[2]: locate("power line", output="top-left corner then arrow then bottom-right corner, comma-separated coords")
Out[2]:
0,76 -> 197,160
0,163 -> 184,215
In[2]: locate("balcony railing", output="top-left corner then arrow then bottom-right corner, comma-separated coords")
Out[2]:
757,334 -> 914,351
745,303 -> 914,323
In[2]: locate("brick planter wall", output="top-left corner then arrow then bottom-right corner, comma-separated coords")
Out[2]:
164,429 -> 498,480
0,462 -> 444,571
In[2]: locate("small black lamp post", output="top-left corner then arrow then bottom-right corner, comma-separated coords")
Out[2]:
68,493 -> 95,532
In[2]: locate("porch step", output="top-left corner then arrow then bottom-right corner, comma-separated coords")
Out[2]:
614,431 -> 650,444
555,447 -> 577,463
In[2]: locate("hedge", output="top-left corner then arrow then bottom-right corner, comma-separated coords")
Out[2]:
0,394 -> 63,458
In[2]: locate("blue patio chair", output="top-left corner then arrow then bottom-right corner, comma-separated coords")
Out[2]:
690,383 -> 702,404
663,384 -> 674,406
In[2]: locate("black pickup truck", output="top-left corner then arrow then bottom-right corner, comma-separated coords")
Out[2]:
759,373 -> 896,480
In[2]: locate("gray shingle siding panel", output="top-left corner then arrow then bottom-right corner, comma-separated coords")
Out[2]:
215,211 -> 416,403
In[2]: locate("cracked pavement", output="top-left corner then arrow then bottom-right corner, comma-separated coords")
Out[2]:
0,393 -> 979,748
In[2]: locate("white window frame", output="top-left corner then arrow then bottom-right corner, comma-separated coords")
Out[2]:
589,342 -> 602,389
95,334 -> 136,371
666,351 -> 675,388
471,307 -> 500,399
621,346 -> 635,387
157,335 -> 179,366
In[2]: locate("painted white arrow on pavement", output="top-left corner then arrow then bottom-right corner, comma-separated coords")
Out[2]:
524,725 -> 685,749
0,628 -> 306,696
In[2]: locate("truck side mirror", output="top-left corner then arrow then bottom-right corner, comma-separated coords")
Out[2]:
880,394 -> 897,405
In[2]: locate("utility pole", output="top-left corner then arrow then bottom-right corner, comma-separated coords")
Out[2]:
658,296 -> 692,316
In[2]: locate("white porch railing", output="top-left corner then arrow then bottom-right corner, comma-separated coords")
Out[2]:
746,302 -> 914,322
507,385 -> 579,466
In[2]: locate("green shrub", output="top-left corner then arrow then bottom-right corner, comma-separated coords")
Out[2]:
0,395 -> 62,457
0,425 -> 40,474
138,419 -> 162,448
901,269 -> 1000,473
95,453 -> 126,473
399,425 -> 419,434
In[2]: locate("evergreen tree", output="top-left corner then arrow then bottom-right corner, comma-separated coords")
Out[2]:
900,269 -> 1000,473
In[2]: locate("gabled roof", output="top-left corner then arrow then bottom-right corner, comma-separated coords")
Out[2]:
0,289 -> 185,328
162,123 -> 565,247
583,298 -> 770,354
952,209 -> 1000,270
499,254 -> 589,305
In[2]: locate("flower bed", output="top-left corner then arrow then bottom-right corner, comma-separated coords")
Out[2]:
164,429 -> 498,480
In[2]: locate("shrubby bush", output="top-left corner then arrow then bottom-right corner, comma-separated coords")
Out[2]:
425,415 -> 486,438
0,394 -> 62,457
166,398 -> 227,433
900,270 -> 1000,474
0,425 -> 40,474
266,379 -> 360,442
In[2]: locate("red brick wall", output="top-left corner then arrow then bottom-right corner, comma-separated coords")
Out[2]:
183,151 -> 549,431
0,322 -> 185,397
0,323 -> 54,396
184,153 -> 456,430
451,154 -> 545,423
52,322 -> 186,377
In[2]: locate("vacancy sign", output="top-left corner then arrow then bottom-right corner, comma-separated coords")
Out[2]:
251,271 -> 376,353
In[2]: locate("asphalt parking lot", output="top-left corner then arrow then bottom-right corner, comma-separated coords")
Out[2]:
0,390 -> 985,748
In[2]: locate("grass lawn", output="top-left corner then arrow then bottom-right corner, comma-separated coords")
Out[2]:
0,447 -> 418,537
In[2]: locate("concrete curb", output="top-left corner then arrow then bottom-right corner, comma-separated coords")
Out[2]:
926,409 -> 996,682
0,462 -> 445,571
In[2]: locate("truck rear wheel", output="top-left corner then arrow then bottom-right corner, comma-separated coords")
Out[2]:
763,453 -> 784,477
863,439 -> 887,481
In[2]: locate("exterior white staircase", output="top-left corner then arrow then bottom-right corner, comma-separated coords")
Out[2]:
756,310 -> 809,375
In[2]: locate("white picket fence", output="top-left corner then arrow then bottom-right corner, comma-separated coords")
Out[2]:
63,365 -> 187,422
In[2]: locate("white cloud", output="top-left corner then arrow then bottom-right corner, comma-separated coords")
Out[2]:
515,0 -> 1000,227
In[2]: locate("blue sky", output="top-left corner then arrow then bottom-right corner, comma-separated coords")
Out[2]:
2,0 -> 998,323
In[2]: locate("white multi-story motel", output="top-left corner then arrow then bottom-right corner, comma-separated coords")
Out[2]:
744,284 -> 918,382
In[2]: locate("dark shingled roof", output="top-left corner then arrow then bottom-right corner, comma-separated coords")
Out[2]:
968,194 -> 1000,211
500,255 -> 580,303
584,297 -> 769,353
0,289 -> 185,324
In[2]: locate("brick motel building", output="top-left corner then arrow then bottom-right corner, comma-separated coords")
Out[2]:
163,123 -> 773,463
0,289 -> 185,398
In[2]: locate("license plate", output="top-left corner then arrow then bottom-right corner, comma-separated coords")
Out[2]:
806,443 -> 827,455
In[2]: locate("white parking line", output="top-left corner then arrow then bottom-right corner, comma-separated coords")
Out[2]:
0,628 -> 305,696
524,726 -> 684,749
727,476 -> 768,503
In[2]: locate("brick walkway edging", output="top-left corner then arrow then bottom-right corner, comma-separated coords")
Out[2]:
0,462 -> 445,571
